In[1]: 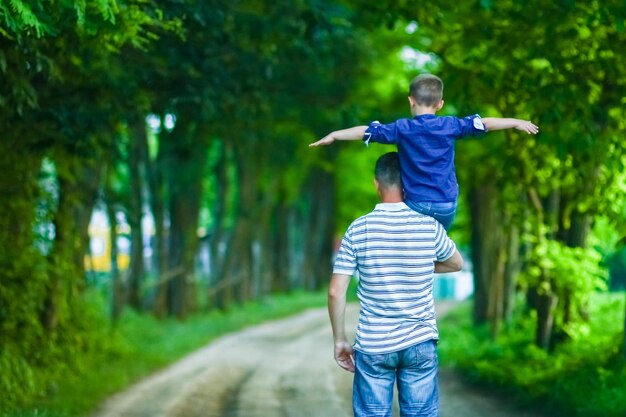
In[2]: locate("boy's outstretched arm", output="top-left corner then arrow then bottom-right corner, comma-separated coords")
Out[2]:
482,118 -> 539,134
309,126 -> 368,147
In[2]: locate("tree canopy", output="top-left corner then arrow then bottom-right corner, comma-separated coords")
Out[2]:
1,0 -> 626,413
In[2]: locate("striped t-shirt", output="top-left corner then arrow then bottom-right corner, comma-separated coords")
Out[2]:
333,202 -> 456,354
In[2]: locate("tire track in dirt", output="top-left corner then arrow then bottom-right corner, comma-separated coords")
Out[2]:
91,308 -> 352,417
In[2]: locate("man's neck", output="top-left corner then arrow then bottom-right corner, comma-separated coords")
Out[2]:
380,191 -> 404,204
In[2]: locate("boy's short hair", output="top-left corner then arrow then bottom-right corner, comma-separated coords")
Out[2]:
409,74 -> 443,107
375,152 -> 401,189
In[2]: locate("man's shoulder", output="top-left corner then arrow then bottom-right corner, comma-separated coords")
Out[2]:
369,204 -> 439,225
345,211 -> 373,231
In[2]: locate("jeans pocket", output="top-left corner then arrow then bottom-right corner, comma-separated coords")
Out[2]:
413,340 -> 438,370
357,352 -> 389,377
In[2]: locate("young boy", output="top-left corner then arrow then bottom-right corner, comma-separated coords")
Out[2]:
309,73 -> 539,230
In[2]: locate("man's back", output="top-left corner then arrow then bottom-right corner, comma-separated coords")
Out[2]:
327,151 -> 462,417
333,201 -> 456,354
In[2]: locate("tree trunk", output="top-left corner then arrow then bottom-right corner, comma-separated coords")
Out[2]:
223,216 -> 254,304
560,208 -> 592,324
254,176 -> 278,299
271,198 -> 290,293
106,200 -> 124,320
623,291 -> 626,359
42,154 -> 104,330
0,142 -> 44,350
208,144 -> 232,308
543,189 -> 560,239
166,126 -> 206,318
219,149 -> 256,305
127,120 -> 146,310
535,290 -> 559,349
469,183 -> 507,330
149,118 -> 169,318
168,185 -> 203,317
566,211 -> 591,248
562,288 -> 572,326
301,168 -> 335,291
503,223 -> 521,321
487,239 -> 506,337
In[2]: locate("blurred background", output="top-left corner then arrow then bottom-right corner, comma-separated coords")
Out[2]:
1,1 -> 626,416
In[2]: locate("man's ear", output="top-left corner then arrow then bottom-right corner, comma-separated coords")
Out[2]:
408,96 -> 416,107
374,178 -> 381,193
436,99 -> 444,110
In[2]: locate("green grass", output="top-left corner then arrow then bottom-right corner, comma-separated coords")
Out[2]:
2,289 -> 331,417
438,292 -> 626,417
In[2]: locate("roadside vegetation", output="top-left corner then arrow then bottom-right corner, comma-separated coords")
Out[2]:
1,289 -> 329,417
438,292 -> 626,417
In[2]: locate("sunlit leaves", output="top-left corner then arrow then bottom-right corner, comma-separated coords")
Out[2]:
521,239 -> 608,330
0,0 -> 121,37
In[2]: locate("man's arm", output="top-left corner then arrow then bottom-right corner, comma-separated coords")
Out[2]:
482,117 -> 539,135
434,248 -> 463,273
328,273 -> 355,373
309,126 -> 368,147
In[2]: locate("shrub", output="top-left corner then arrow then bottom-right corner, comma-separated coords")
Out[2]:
438,293 -> 626,417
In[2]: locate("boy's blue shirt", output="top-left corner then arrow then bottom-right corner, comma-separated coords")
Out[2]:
364,114 -> 486,203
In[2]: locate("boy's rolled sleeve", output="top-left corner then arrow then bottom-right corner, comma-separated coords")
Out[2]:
457,114 -> 487,138
363,120 -> 399,146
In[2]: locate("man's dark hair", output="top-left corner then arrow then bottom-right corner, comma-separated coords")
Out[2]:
375,152 -> 401,188
409,73 -> 443,107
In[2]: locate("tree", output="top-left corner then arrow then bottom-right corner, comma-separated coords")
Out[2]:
0,0 -> 164,409
399,0 -> 626,346
343,0 -> 626,345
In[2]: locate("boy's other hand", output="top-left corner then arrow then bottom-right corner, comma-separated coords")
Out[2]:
515,120 -> 539,134
309,134 -> 335,147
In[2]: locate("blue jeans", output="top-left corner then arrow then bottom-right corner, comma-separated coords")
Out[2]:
405,200 -> 457,231
353,340 -> 439,417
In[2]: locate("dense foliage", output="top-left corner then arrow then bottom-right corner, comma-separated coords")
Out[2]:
1,0 -> 625,415
0,289 -> 330,417
438,294 -> 626,417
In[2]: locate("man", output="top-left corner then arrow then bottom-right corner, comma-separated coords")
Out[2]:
328,151 -> 463,417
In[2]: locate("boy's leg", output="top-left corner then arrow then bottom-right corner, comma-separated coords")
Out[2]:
404,200 -> 457,230
353,350 -> 397,417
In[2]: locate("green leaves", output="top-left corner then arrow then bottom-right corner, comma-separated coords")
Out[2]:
523,239 -> 607,294
0,0 -> 47,37
0,0 -> 121,37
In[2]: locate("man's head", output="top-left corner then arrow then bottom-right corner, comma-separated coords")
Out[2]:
374,152 -> 403,202
408,74 -> 444,111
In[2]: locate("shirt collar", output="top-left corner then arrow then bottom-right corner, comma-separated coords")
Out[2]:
374,202 -> 409,211
413,114 -> 437,120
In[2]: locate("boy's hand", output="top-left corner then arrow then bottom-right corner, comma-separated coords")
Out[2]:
309,134 -> 335,147
515,120 -> 539,134
309,126 -> 368,146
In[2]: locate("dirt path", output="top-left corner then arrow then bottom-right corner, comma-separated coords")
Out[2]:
91,302 -> 542,417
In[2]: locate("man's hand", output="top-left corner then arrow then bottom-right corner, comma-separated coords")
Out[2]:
309,134 -> 335,147
334,340 -> 355,373
514,120 -> 539,134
